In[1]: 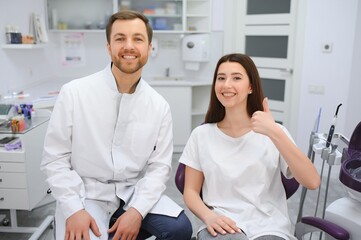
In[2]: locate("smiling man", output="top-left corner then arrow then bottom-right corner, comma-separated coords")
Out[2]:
41,10 -> 192,240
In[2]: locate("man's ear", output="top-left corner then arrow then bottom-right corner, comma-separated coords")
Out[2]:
106,42 -> 111,55
148,42 -> 152,55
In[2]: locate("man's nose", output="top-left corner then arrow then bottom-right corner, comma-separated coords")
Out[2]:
124,39 -> 134,49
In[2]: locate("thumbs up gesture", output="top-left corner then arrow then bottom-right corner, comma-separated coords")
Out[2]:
251,97 -> 276,136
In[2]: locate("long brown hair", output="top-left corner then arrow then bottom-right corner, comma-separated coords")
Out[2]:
106,10 -> 153,44
205,53 -> 264,123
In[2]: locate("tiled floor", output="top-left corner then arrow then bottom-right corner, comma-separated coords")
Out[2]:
0,153 -> 349,240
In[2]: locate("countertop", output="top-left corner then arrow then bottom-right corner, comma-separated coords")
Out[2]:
1,77 -> 212,109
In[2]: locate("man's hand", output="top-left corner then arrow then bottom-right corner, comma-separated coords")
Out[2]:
108,207 -> 143,240
65,209 -> 101,240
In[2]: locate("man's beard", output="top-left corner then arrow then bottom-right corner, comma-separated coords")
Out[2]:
114,60 -> 143,74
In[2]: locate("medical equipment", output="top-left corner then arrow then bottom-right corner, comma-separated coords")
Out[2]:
295,120 -> 361,239
297,104 -> 344,223
326,104 -> 342,148
324,121 -> 361,239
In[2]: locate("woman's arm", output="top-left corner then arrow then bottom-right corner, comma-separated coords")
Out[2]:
267,125 -> 320,189
251,98 -> 320,189
183,166 -> 241,236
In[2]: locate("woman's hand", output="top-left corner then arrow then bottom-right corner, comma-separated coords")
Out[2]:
204,213 -> 242,237
251,97 -> 276,136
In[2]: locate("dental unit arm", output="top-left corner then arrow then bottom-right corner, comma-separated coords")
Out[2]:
295,104 -> 351,240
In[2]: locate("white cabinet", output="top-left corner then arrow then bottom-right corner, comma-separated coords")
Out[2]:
46,0 -> 212,33
185,0 -> 212,32
46,0 -> 114,31
126,0 -> 183,32
0,111 -> 54,240
151,81 -> 211,152
0,114 -> 50,210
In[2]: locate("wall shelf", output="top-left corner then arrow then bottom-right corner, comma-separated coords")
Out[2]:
1,44 -> 45,49
46,0 -> 211,33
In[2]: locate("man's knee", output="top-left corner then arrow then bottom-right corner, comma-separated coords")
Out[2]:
166,212 -> 193,240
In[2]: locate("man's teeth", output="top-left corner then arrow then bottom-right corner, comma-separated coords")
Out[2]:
123,56 -> 136,59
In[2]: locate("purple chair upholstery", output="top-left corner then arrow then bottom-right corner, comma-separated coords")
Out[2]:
175,162 -> 186,194
297,217 -> 350,240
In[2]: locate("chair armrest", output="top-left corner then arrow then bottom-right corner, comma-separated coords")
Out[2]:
295,216 -> 350,240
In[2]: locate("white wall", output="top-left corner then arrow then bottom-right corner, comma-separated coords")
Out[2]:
296,0 -> 361,153
0,0 -> 54,94
344,1 -> 361,139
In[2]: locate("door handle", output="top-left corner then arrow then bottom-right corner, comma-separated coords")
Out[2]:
280,68 -> 293,74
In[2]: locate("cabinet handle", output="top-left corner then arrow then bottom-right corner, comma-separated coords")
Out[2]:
0,197 -> 4,201
0,179 -> 2,182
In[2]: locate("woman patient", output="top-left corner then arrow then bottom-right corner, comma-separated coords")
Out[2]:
179,53 -> 320,240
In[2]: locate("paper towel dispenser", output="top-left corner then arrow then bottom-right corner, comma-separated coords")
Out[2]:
182,34 -> 210,62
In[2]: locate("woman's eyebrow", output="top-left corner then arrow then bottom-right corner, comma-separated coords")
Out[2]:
231,72 -> 243,76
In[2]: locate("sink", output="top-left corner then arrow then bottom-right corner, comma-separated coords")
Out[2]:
151,76 -> 184,81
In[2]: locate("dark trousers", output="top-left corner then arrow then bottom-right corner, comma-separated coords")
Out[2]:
109,201 -> 193,240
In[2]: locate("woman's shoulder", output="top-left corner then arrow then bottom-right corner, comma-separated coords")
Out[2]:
193,123 -> 216,133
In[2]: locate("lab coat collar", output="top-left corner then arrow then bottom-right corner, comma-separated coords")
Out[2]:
104,63 -> 145,95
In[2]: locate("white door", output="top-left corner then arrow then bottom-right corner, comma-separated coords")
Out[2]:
224,0 -> 299,129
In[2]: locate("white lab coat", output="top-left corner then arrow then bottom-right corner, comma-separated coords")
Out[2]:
41,64 -> 182,222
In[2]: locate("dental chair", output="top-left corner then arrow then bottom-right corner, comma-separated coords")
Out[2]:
175,159 -> 350,239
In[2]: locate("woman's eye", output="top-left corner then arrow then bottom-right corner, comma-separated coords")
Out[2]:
217,77 -> 225,81
234,77 -> 242,80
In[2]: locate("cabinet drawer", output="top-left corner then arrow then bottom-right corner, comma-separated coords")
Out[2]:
0,150 -> 25,163
0,173 -> 27,188
0,189 -> 29,209
0,162 -> 25,172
